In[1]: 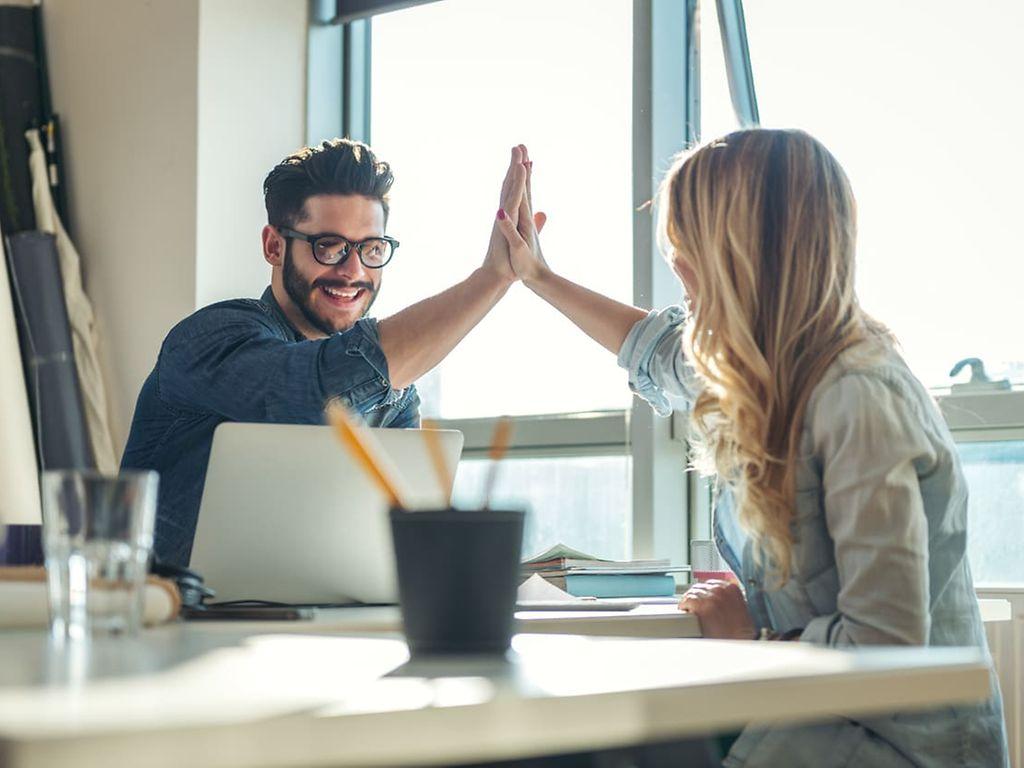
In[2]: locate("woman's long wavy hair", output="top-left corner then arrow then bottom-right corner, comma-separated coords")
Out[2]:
661,129 -> 886,584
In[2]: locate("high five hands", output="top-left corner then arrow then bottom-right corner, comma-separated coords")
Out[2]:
489,144 -> 548,285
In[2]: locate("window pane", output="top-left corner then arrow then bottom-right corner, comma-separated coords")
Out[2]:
737,1 -> 1024,388
960,441 -> 1024,583
370,0 -> 634,418
699,0 -> 740,142
452,456 -> 631,561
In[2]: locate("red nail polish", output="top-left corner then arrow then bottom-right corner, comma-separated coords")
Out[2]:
497,208 -> 507,220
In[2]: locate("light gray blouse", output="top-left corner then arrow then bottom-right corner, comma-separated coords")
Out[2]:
618,307 -> 1008,768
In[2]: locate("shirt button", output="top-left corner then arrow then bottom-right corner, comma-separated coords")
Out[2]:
379,377 -> 389,387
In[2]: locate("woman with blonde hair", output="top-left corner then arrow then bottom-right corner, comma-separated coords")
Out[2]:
496,130 -> 1007,767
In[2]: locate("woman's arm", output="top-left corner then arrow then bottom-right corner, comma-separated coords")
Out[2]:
494,152 -> 697,415
523,269 -> 648,356
804,372 -> 934,647
494,150 -> 647,355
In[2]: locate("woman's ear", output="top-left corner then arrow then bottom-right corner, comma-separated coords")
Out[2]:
263,225 -> 285,267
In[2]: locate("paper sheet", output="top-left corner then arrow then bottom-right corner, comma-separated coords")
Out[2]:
517,573 -> 577,602
0,219 -> 42,526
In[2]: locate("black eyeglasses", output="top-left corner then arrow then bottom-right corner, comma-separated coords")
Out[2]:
276,226 -> 399,269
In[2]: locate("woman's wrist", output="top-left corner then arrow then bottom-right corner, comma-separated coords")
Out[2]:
522,264 -> 555,293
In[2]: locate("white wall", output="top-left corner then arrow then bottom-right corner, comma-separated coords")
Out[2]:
43,0 -> 202,450
43,0 -> 307,452
196,0 -> 308,306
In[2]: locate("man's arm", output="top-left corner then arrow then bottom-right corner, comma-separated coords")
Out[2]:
158,310 -> 399,423
376,146 -> 528,390
377,266 -> 512,390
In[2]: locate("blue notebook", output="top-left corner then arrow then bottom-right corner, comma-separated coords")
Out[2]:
563,573 -> 676,598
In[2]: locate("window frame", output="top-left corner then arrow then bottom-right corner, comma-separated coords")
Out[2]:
938,390 -> 1024,443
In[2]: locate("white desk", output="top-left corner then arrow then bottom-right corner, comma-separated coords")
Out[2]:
179,597 -> 1008,641
0,625 -> 990,768
180,603 -> 703,639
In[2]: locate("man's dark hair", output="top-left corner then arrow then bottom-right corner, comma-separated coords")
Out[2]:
263,138 -> 394,228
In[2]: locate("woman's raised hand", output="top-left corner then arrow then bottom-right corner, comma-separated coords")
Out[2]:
482,145 -> 529,285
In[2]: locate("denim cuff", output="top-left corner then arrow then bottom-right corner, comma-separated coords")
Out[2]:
616,306 -> 687,417
321,318 -> 395,410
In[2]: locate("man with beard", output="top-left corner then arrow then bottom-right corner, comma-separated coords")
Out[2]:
121,139 -> 536,566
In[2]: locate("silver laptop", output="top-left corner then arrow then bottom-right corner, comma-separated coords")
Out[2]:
190,422 -> 464,605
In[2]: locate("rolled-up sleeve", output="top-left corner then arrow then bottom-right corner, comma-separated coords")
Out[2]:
158,309 -> 397,423
801,372 -> 935,647
616,305 -> 699,416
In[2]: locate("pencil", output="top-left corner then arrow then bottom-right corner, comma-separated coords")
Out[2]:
326,401 -> 408,509
482,416 -> 514,509
421,419 -> 453,507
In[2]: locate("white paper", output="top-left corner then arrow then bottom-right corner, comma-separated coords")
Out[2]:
0,218 -> 42,525
517,574 -> 577,602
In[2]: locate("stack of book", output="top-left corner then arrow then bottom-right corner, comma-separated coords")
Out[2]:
522,543 -> 687,598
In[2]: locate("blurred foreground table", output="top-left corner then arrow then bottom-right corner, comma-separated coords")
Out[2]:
0,624 -> 990,768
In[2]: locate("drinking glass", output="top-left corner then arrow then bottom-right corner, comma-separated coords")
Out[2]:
40,470 -> 158,639
690,539 -> 738,584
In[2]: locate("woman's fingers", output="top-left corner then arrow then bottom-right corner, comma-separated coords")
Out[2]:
495,207 -> 528,249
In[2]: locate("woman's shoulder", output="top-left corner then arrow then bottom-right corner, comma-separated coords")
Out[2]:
810,335 -> 924,408
804,335 -> 946,446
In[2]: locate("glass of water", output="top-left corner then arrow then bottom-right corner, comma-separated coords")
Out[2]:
690,539 -> 738,585
40,470 -> 158,639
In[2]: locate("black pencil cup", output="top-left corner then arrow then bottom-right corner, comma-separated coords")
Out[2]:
390,507 -> 525,656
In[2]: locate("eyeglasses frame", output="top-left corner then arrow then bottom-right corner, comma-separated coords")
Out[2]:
276,225 -> 400,269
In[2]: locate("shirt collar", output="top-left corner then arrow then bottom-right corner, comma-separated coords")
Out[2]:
260,286 -> 305,342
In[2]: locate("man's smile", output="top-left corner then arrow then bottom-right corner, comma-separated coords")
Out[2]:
319,284 -> 367,306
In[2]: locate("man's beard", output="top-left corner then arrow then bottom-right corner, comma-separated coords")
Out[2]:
282,243 -> 378,336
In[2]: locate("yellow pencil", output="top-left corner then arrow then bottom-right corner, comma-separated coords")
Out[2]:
482,416 -> 514,509
326,401 -> 407,509
421,419 -> 453,507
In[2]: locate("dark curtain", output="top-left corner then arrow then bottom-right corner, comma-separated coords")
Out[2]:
0,5 -> 89,564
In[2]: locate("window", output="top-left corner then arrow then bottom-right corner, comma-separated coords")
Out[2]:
452,456 -> 632,561
303,0 -> 695,561
738,0 -> 1024,390
312,2 -> 1024,576
705,0 -> 1024,582
960,441 -> 1024,584
369,0 -> 634,420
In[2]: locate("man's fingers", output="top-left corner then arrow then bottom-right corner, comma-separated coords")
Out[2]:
500,160 -> 527,217
500,145 -> 524,201
534,211 -> 547,233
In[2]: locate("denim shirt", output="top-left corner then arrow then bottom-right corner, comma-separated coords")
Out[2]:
121,287 -> 420,566
618,307 -> 1008,768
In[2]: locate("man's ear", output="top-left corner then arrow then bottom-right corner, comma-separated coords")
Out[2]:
263,225 -> 285,267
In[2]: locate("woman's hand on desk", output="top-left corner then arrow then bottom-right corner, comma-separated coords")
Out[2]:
678,579 -> 757,640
